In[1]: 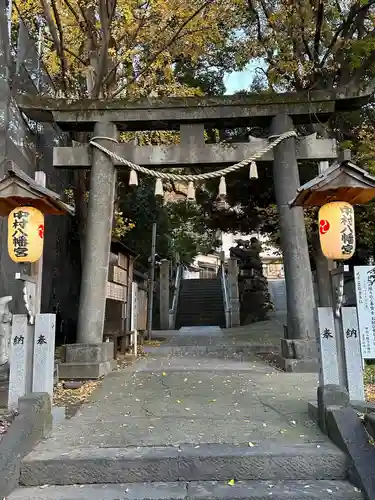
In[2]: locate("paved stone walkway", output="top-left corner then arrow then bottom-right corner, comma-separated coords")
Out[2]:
33,315 -> 328,452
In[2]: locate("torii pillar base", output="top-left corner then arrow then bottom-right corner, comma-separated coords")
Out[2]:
58,343 -> 117,380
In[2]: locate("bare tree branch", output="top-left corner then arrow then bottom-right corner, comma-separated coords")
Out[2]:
40,0 -> 69,92
247,0 -> 263,42
76,2 -> 98,50
321,0 -> 375,68
44,35 -> 87,66
102,0 -> 151,89
92,0 -> 112,97
343,48 -> 375,91
258,0 -> 271,20
61,0 -> 81,25
313,0 -> 324,62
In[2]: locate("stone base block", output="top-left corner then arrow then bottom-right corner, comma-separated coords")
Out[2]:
308,400 -> 318,423
0,363 -> 9,382
52,406 -> 66,427
58,360 -> 116,380
277,355 -> 319,373
317,384 -> 350,435
63,342 -> 114,363
280,338 -> 318,359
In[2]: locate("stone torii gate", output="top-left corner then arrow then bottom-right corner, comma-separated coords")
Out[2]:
16,88 -> 370,375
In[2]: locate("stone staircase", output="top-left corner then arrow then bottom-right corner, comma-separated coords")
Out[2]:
176,278 -> 226,328
8,323 -> 363,500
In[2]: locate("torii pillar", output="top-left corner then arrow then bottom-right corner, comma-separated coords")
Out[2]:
77,122 -> 118,343
271,115 -> 318,372
60,122 -> 118,380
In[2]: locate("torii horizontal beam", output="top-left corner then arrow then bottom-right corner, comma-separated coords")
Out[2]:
54,134 -> 337,169
16,87 -> 371,132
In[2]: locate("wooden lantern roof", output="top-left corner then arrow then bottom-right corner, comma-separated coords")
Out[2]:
290,159 -> 375,207
0,161 -> 74,216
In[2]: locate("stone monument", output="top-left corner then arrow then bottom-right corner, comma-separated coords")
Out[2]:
230,238 -> 272,323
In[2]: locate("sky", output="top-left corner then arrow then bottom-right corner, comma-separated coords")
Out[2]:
224,58 -> 267,94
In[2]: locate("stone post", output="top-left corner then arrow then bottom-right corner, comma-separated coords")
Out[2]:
313,161 -> 334,308
159,259 -> 170,330
312,232 -> 335,307
228,258 -> 240,327
271,115 -> 317,372
77,122 -> 118,344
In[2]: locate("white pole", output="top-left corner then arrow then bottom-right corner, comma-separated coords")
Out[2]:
7,0 -> 12,39
37,24 -> 43,91
146,222 -> 157,339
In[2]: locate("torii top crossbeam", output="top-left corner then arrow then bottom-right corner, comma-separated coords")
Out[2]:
16,87 -> 371,132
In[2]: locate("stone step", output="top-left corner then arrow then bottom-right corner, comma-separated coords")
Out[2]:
180,288 -> 223,293
178,302 -> 224,314
178,300 -> 223,305
180,279 -> 220,285
177,302 -> 224,314
178,298 -> 224,303
177,317 -> 225,322
176,323 -> 226,328
176,319 -> 226,324
9,480 -> 363,500
179,291 -> 223,296
143,344 -> 277,356
180,286 -> 223,290
19,443 -> 348,487
178,312 -> 224,316
179,305 -> 223,309
177,315 -> 225,321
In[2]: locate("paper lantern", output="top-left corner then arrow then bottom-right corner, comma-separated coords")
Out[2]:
8,207 -> 44,263
318,201 -> 355,260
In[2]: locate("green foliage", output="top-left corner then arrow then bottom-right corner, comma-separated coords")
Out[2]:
118,180 -> 216,266
166,200 -> 218,264
118,181 -> 170,267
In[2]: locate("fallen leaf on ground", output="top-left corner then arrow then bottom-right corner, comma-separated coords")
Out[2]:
53,380 -> 100,409
365,383 -> 375,402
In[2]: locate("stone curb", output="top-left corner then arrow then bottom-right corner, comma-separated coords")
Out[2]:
351,401 -> 375,414
8,480 -> 363,500
20,442 -> 347,486
325,406 -> 375,500
0,392 -> 52,499
364,414 -> 375,440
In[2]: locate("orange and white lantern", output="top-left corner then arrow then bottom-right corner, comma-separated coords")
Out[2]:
8,207 -> 44,263
318,201 -> 355,260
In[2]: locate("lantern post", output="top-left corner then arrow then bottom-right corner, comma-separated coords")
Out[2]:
0,162 -> 73,410
290,150 -> 375,433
